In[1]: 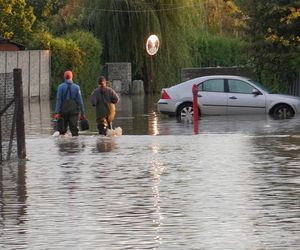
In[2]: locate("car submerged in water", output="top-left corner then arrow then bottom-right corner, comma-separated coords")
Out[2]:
157,75 -> 300,120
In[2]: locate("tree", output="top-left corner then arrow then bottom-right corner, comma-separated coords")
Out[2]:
27,0 -> 66,20
203,0 -> 243,36
233,0 -> 300,91
27,0 -> 85,35
0,0 -> 36,43
85,0 -> 205,93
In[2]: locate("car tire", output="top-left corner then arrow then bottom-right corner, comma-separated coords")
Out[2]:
272,104 -> 294,119
178,103 -> 194,122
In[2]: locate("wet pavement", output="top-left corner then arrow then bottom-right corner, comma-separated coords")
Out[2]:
1,95 -> 300,249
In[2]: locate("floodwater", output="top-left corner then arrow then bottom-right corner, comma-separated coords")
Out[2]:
1,95 -> 300,250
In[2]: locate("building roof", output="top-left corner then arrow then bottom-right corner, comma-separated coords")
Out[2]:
0,36 -> 25,50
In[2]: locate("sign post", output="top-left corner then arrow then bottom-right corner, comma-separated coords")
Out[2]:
145,34 -> 160,94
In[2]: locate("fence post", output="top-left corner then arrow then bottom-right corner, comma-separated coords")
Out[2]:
13,68 -> 26,160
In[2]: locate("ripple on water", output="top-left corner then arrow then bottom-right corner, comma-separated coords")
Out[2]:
1,131 -> 300,249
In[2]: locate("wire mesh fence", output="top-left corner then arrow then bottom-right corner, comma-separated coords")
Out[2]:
288,75 -> 300,96
0,69 -> 26,164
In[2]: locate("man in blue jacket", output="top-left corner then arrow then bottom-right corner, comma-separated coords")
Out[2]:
54,71 -> 86,136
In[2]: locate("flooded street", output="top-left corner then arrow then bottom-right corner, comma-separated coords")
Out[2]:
1,95 -> 300,249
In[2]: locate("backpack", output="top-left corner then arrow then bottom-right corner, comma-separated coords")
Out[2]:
61,85 -> 79,116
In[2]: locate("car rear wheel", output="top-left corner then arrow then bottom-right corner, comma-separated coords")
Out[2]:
272,104 -> 294,119
178,103 -> 194,122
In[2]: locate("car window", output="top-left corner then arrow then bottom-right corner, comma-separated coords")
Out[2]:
199,79 -> 224,92
249,80 -> 272,93
228,80 -> 254,94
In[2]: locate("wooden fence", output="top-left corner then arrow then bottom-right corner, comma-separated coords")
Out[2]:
0,50 -> 50,100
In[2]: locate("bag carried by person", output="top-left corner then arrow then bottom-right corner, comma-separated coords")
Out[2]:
107,102 -> 116,123
52,117 -> 64,133
79,118 -> 89,131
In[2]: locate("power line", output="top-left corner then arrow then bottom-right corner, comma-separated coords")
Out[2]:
79,3 -> 204,13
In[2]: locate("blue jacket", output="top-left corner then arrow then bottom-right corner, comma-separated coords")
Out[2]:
55,80 -> 85,114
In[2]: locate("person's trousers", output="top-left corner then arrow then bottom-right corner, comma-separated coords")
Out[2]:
60,113 -> 79,136
96,117 -> 111,135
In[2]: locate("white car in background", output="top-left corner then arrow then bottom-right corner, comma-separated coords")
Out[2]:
157,75 -> 300,120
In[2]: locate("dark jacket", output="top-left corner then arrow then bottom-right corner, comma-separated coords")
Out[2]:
89,86 -> 119,120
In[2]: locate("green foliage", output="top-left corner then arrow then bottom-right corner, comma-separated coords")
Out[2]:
47,0 -> 86,35
27,0 -> 66,20
26,28 -> 53,49
0,0 -> 36,44
63,30 -> 102,95
192,32 -> 248,67
291,48 -> 300,74
86,0 -> 205,93
27,0 -> 86,36
50,37 -> 83,96
234,0 -> 300,92
49,31 -> 102,98
24,24 -> 102,98
7,0 -> 299,97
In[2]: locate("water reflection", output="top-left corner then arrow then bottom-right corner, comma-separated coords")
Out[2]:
0,160 -> 27,247
1,96 -> 300,249
45,94 -> 160,136
94,137 -> 118,153
56,137 -> 85,155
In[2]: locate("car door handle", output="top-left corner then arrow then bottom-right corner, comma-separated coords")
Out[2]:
198,94 -> 202,97
229,96 -> 237,100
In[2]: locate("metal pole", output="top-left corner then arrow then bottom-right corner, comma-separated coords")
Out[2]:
0,119 -> 2,164
148,55 -> 153,95
192,84 -> 199,134
13,68 -> 26,160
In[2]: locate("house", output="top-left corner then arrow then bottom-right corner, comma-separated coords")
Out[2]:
0,37 -> 25,51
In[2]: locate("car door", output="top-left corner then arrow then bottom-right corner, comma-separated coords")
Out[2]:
227,79 -> 266,115
198,79 -> 228,115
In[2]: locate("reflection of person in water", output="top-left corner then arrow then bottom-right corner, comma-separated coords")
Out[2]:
56,138 -> 85,154
94,138 -> 118,153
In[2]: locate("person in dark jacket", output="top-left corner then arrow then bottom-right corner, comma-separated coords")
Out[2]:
53,71 -> 86,136
89,76 -> 119,135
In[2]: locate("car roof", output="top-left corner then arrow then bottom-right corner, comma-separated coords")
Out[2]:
170,75 -> 251,89
187,75 -> 251,82
166,75 -> 254,91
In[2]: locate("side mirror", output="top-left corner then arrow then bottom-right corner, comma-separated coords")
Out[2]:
252,89 -> 262,95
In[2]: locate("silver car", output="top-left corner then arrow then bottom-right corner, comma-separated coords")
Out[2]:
157,75 -> 300,119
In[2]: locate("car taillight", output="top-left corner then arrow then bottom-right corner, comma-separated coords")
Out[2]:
161,90 -> 171,99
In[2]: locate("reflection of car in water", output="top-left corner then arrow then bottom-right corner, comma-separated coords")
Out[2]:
157,75 -> 300,120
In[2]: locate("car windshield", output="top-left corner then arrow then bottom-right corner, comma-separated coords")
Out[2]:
249,80 -> 273,94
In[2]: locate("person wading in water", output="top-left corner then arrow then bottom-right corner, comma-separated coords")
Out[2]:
53,71 -> 86,136
89,76 -> 119,135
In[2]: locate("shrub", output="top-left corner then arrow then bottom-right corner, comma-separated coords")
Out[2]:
63,30 -> 102,96
50,37 -> 83,96
26,28 -> 102,97
192,33 -> 248,67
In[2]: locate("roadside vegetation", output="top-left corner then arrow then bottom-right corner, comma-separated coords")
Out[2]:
0,0 -> 299,95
